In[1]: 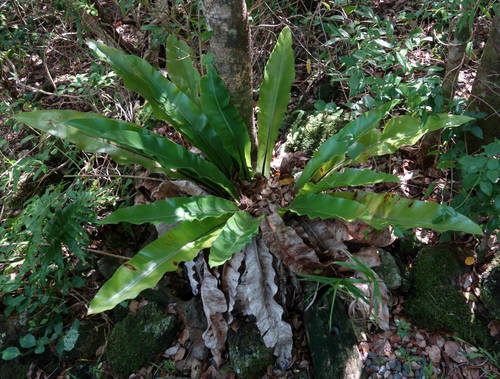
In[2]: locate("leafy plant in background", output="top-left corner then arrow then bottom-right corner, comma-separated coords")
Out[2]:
13,27 -> 481,364
0,185 -> 94,360
438,139 -> 499,232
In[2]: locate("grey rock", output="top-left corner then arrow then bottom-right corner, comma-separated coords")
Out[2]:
106,303 -> 179,378
304,294 -> 363,379
65,320 -> 105,360
228,322 -> 274,379
388,360 -> 397,369
374,249 -> 402,290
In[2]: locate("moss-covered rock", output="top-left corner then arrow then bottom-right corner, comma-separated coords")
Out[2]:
405,246 -> 491,347
285,110 -> 340,156
304,294 -> 362,379
228,323 -> 274,379
106,303 -> 179,378
480,255 -> 500,320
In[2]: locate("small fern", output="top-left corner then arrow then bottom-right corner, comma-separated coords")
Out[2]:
1,184 -> 95,303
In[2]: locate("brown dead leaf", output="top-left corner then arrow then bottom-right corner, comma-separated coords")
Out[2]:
292,218 -> 348,260
488,320 -> 500,337
200,261 -> 228,367
354,247 -> 381,268
152,180 -> 183,200
350,271 -> 391,330
237,238 -> 293,369
444,341 -> 467,364
173,346 -> 186,361
342,221 -> 396,247
389,334 -> 401,345
260,213 -> 322,274
425,345 -> 441,363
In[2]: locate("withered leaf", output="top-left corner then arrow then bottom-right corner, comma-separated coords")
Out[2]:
200,260 -> 228,367
237,237 -> 293,369
261,213 -> 321,274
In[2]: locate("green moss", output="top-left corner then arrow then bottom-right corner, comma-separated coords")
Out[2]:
106,303 -> 178,378
285,110 -> 340,156
405,246 -> 491,347
480,255 -> 500,320
228,323 -> 274,379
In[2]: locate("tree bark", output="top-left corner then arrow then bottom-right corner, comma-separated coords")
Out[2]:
419,1 -> 476,168
203,0 -> 257,156
467,12 -> 500,151
442,0 -> 475,99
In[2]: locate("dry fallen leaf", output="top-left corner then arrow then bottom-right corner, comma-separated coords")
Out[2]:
237,238 -> 293,369
200,261 -> 228,367
488,320 -> 500,337
425,345 -> 441,363
261,213 -> 321,274
444,341 -> 467,364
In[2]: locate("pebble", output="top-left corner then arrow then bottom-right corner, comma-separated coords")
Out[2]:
368,351 -> 378,359
384,371 -> 391,378
411,361 -> 421,370
389,360 -> 397,369
393,374 -> 403,379
369,364 -> 380,372
415,368 -> 424,378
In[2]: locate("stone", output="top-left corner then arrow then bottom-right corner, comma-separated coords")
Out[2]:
405,246 -> 491,348
106,303 -> 179,378
228,322 -> 274,379
374,249 -> 402,290
479,257 -> 500,320
65,320 -> 105,360
304,293 -> 363,379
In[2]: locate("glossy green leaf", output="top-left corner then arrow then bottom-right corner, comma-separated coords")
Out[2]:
256,26 -> 295,177
331,191 -> 483,235
1,347 -> 21,360
88,41 -> 234,174
65,117 -> 238,198
88,217 -> 227,314
356,114 -> 474,160
209,211 -> 262,267
296,101 -> 398,188
19,334 -> 37,348
200,66 -> 252,177
12,110 -> 167,175
287,193 -> 368,222
102,196 -> 238,225
166,35 -> 201,103
301,168 -> 400,194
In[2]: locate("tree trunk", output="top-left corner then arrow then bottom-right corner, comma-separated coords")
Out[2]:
467,12 -> 500,151
442,0 -> 475,99
203,0 -> 257,158
419,1 -> 476,168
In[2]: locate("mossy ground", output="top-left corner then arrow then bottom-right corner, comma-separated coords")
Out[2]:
405,246 -> 491,348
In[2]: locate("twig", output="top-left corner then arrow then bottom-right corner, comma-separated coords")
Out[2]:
85,248 -> 130,261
